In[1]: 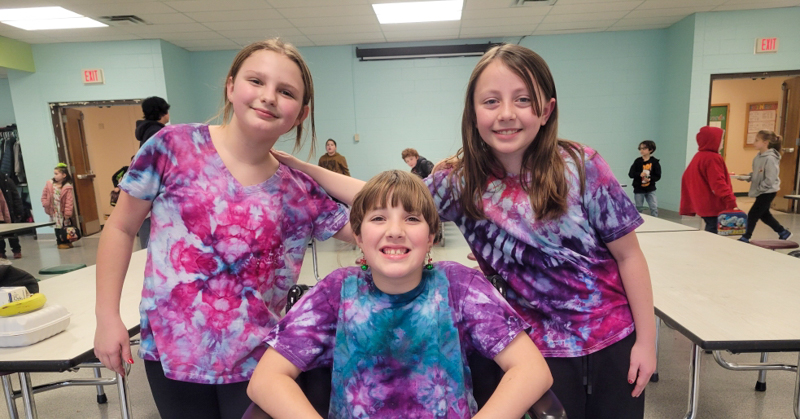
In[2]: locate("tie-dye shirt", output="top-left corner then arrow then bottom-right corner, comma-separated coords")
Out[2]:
265,262 -> 528,418
119,123 -> 349,384
426,147 -> 643,358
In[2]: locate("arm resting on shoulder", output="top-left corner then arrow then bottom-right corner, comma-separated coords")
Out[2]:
606,231 -> 656,397
271,150 -> 364,205
94,191 -> 151,377
473,333 -> 553,419
247,348 -> 323,419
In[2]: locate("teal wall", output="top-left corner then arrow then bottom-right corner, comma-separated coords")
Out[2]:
7,6 -> 800,220
687,7 -> 800,166
0,79 -> 14,126
160,40 -> 195,125
7,40 -> 168,225
658,15 -> 695,210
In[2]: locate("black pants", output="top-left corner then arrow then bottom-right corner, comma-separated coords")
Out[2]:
701,216 -> 718,234
743,193 -> 785,239
54,228 -> 70,245
0,234 -> 20,254
545,332 -> 644,419
144,360 -> 252,419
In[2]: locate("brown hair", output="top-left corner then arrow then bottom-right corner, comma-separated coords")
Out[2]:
350,170 -> 440,237
450,43 -> 584,221
220,38 -> 316,155
53,163 -> 72,185
401,148 -> 419,160
757,130 -> 782,154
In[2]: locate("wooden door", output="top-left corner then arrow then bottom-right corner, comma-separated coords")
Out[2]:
62,108 -> 101,235
774,77 -> 800,212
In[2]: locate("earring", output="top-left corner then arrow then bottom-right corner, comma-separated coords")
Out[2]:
356,252 -> 368,271
425,252 -> 433,270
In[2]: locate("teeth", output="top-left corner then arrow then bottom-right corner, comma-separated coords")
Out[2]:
383,248 -> 407,255
497,129 -> 519,135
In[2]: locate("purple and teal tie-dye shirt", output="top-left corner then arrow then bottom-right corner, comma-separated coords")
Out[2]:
265,262 -> 528,418
119,123 -> 349,384
426,147 -> 643,358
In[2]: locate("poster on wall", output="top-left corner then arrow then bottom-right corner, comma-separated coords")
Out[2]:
745,102 -> 778,147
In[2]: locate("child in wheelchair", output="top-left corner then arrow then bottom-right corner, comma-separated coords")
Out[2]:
247,170 -> 552,418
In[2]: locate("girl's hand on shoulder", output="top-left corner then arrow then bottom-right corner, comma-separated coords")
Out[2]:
271,149 -> 307,171
628,338 -> 656,397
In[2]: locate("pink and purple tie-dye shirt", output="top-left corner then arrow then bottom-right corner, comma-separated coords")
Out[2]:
119,123 -> 349,384
265,262 -> 528,418
426,147 -> 643,358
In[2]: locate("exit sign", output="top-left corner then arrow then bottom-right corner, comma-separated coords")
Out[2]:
755,38 -> 779,53
83,69 -> 104,84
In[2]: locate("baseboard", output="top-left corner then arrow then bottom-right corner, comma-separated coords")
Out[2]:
734,192 -> 748,197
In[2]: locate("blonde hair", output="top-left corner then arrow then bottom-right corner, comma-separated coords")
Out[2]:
350,170 -> 440,237
757,130 -> 782,154
219,38 -> 316,154
451,43 -> 584,221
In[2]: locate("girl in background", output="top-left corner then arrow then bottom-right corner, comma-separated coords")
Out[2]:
94,38 -> 350,419
736,130 -> 792,243
272,43 -> 656,419
41,163 -> 74,249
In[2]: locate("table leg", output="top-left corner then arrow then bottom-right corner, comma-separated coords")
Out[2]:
651,316 -> 660,382
2,374 -> 19,419
92,367 -> 108,403
18,373 -> 37,419
684,344 -> 701,419
756,352 -> 768,391
117,363 -> 132,419
794,352 -> 799,419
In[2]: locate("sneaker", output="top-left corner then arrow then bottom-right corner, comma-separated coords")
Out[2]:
779,230 -> 793,240
738,236 -> 750,243
12,252 -> 21,259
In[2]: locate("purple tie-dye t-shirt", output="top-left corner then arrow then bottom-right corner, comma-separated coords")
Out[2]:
426,147 -> 643,358
265,262 -> 528,418
119,123 -> 349,384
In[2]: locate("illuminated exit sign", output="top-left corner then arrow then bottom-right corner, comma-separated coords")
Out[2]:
755,38 -> 779,53
83,69 -> 104,84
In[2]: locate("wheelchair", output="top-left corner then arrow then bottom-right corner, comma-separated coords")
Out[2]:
242,279 -> 567,419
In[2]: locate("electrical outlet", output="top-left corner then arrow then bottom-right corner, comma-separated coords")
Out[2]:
354,133 -> 360,143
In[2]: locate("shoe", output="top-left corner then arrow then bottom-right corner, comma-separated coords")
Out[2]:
738,236 -> 750,243
779,230 -> 793,240
57,244 -> 70,249
12,252 -> 21,259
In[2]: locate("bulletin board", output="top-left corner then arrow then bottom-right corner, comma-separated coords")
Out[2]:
709,104 -> 729,156
745,102 -> 778,147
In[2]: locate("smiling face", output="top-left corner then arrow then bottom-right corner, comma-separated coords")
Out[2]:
226,49 -> 309,142
473,60 -> 555,174
326,140 -> 337,156
356,200 -> 434,294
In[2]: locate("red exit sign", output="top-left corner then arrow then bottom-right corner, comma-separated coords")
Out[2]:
83,69 -> 104,84
755,38 -> 779,53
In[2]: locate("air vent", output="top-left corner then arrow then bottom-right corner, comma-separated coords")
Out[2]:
513,0 -> 558,5
98,15 -> 147,26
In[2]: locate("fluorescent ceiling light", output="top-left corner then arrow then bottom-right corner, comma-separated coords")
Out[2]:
373,0 -> 462,24
0,7 -> 107,30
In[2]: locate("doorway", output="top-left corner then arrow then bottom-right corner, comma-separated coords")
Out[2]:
49,100 -> 142,235
709,70 -> 800,213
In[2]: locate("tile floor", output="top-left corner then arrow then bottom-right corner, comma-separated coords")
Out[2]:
1,197 -> 799,418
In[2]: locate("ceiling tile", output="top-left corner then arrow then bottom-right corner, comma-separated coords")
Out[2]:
203,19 -> 295,31
130,13 -> 196,25
550,1 -> 642,14
625,7 -> 714,18
266,0 -> 365,7
380,21 -> 461,33
461,16 -> 543,27
117,23 -> 210,34
459,26 -> 533,37
612,15 -> 685,26
637,0 -> 726,8
173,38 -> 240,48
542,11 -> 628,23
536,19 -> 617,31
217,28 -> 304,38
300,24 -> 381,35
184,9 -> 284,22
382,28 -> 460,40
289,15 -> 379,27
277,5 -> 375,18
307,32 -> 385,46
462,7 -> 550,18
143,32 -> 227,41
69,2 -> 176,17
165,0 -> 274,13
230,34 -> 312,46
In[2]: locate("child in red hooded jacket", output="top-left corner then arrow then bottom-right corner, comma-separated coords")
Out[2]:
680,126 -> 738,233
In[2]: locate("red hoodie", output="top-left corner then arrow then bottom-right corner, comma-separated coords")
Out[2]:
680,126 -> 737,217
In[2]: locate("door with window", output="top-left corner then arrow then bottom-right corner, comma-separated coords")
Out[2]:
61,108 -> 100,235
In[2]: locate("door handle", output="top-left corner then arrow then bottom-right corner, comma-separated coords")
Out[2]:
781,148 -> 795,153
76,173 -> 96,180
